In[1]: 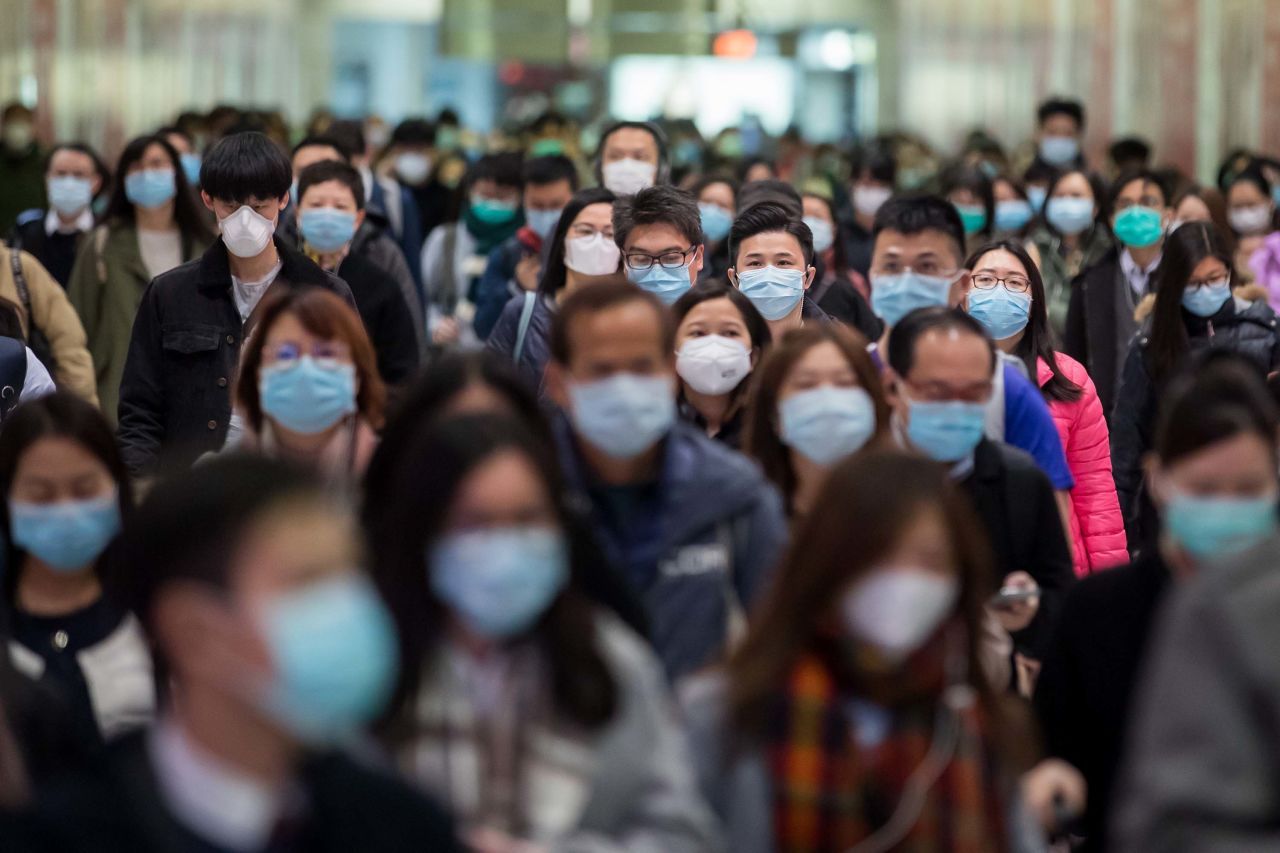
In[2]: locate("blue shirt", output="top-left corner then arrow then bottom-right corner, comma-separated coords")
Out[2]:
1003,364 -> 1074,490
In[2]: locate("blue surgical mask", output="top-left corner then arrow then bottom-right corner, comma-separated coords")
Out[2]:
525,206 -> 563,240
904,399 -> 987,462
180,152 -> 202,187
968,285 -> 1032,341
1272,184 -> 1280,211
1026,186 -> 1048,214
568,373 -> 675,458
1113,205 -> 1164,248
256,574 -> 398,742
870,270 -> 956,327
803,216 -> 835,254
9,493 -> 121,572
124,168 -> 177,209
430,526 -> 568,639
780,386 -> 877,466
46,175 -> 94,218
1182,278 -> 1232,318
1164,491 -> 1278,560
955,203 -> 987,236
1045,196 -> 1095,236
260,356 -> 357,435
627,260 -> 693,305
994,199 -> 1033,233
299,208 -> 358,253
1039,136 -> 1080,167
699,203 -> 733,242
736,265 -> 806,321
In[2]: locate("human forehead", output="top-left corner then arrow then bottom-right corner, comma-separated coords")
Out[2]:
907,328 -> 992,379
873,229 -> 962,266
736,230 -> 805,262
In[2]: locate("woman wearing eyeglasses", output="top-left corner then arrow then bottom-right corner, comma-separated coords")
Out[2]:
232,287 -> 386,486
963,240 -> 1127,576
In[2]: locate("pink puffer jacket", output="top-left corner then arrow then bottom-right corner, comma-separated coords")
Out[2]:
1038,354 -> 1128,575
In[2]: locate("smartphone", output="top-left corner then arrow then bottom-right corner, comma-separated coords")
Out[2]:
992,587 -> 1038,606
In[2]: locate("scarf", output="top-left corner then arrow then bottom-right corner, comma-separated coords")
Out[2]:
767,650 -> 1010,853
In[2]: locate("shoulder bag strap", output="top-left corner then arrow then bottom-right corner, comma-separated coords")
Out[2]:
513,291 -> 537,364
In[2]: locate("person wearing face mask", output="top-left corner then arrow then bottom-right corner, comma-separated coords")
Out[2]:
693,175 -> 738,285
1031,97 -> 1087,172
941,163 -> 996,251
487,187 -> 619,389
0,393 -> 153,748
473,155 -> 579,341
1038,357 -> 1276,853
1021,159 -> 1058,218
744,325 -> 890,518
1110,222 -> 1280,545
616,184 -> 705,306
292,161 -> 419,385
1024,169 -> 1112,339
546,281 -> 787,682
366,413 -> 719,852
6,455 -> 460,852
728,202 -> 831,342
992,176 -> 1034,238
1225,165 -> 1280,309
421,153 -> 525,350
801,191 -> 882,339
672,282 -> 771,448
116,132 -> 355,477
594,120 -> 669,196
67,134 -> 214,423
0,104 -> 46,232
841,144 -> 896,280
886,307 -> 1075,666
379,117 -> 450,242
9,142 -> 109,288
963,240 -> 1126,576
681,449 -> 1080,853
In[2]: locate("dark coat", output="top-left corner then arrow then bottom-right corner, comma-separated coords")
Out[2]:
334,248 -> 420,385
116,238 -> 355,477
10,210 -> 81,287
1063,248 -> 1134,418
486,291 -> 556,391
810,269 -> 882,341
1034,552 -> 1170,852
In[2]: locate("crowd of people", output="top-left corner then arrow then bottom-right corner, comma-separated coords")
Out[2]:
0,92 -> 1276,851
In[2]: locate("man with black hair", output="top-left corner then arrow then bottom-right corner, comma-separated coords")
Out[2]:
116,131 -> 355,476
385,118 -> 452,240
1109,136 -> 1152,179
843,143 -> 897,278
726,201 -> 829,339
1034,97 -> 1087,170
9,142 -> 108,287
473,154 -> 578,339
595,121 -> 668,195
613,184 -> 703,306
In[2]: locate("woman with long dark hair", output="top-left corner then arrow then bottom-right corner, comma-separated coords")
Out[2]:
365,412 -> 717,850
963,239 -> 1126,574
1024,168 -> 1112,338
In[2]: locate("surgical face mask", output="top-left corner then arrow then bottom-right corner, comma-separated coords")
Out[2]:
260,356 -> 357,435
46,175 -> 94,217
124,168 -> 177,210
436,126 -> 461,152
180,152 -> 202,187
219,204 -> 277,258
736,265 -> 806,321
841,567 -> 959,666
780,386 -> 877,466
870,270 -> 956,327
1039,135 -> 1079,167
1113,205 -> 1164,248
1045,196 -> 1095,236
394,152 -> 432,185
1026,186 -> 1048,214
1182,279 -> 1232,318
564,232 -> 620,276
602,158 -> 657,195
804,216 -> 835,254
525,206 -> 563,240
1228,203 -> 1273,235
470,195 -> 519,225
3,122 -> 33,151
994,199 -> 1032,233
699,202 -> 733,242
430,526 -> 568,639
1272,185 -> 1280,211
955,203 -> 987,236
568,373 -> 675,458
1163,490 -> 1278,560
904,398 -> 987,462
853,185 -> 892,217
299,208 -> 357,253
9,492 -> 121,572
676,335 -> 752,396
255,574 -> 398,742
968,285 -> 1032,341
627,258 -> 693,305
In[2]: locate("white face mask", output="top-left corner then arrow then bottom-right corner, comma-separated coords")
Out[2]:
853,185 -> 892,217
602,158 -> 657,195
395,152 -> 432,185
676,335 -> 752,396
1228,203 -> 1273,236
219,204 -> 277,259
841,567 -> 959,666
564,232 -> 620,276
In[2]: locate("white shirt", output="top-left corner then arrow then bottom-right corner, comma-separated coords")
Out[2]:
137,229 -> 183,280
43,208 -> 93,236
1120,248 -> 1162,298
23,347 -> 55,400
231,259 -> 283,322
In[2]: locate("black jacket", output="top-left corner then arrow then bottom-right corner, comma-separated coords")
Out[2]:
335,248 -> 420,385
9,210 -> 81,287
1063,248 -> 1130,417
1034,552 -> 1170,852
116,238 -> 355,476
810,268 -> 882,341
3,730 -> 458,853
959,438 -> 1075,659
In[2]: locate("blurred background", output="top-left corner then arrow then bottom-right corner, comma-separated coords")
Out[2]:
0,0 -> 1277,181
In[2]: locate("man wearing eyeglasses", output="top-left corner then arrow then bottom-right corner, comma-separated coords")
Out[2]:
613,185 -> 704,306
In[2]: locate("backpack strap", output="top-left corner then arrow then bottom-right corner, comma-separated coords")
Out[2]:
93,225 -> 109,285
513,291 -> 537,364
7,249 -> 31,337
